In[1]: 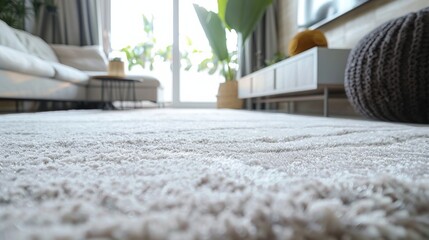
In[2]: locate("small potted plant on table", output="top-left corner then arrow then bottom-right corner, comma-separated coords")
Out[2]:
108,57 -> 125,77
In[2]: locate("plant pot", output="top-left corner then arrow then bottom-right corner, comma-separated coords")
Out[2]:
108,61 -> 125,77
217,81 -> 243,109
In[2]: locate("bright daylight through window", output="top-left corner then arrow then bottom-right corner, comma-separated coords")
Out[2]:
111,0 -> 237,104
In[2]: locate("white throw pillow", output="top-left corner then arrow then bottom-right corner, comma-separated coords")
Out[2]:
0,19 -> 28,53
13,29 -> 59,63
0,46 -> 55,78
50,45 -> 108,71
50,62 -> 89,83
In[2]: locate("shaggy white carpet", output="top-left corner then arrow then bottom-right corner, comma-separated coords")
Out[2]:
0,109 -> 428,240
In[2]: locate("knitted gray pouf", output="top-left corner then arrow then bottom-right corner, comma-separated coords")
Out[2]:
345,7 -> 429,123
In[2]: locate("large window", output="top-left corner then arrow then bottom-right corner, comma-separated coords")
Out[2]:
111,0 -> 236,105
111,0 -> 173,102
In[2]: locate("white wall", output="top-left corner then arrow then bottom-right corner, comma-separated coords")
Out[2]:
278,0 -> 429,54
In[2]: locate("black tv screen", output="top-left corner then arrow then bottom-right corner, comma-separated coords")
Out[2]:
298,0 -> 371,29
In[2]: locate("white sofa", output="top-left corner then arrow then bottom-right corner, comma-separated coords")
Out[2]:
0,19 -> 163,106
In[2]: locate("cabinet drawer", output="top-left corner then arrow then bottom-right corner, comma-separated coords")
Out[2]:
252,70 -> 274,94
297,55 -> 315,88
237,48 -> 351,98
276,61 -> 298,90
238,77 -> 252,98
276,55 -> 316,92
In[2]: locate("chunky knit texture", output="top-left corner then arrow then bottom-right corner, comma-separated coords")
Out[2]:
345,7 -> 429,123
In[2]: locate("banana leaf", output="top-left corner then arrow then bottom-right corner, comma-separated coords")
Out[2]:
225,0 -> 272,44
193,4 -> 229,61
217,0 -> 229,29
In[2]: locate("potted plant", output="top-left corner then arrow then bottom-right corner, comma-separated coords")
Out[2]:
194,0 -> 272,109
108,57 -> 125,77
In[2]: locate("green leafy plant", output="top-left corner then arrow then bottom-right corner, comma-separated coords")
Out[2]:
111,57 -> 123,62
121,15 -> 215,73
194,0 -> 272,82
122,15 -> 191,71
265,53 -> 287,66
0,0 -> 28,29
121,15 -> 158,71
0,0 -> 57,30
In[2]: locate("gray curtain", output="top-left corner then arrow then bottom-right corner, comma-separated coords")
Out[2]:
99,0 -> 111,55
35,0 -> 110,48
238,0 -> 278,77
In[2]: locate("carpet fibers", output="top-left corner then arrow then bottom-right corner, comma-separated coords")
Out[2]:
0,109 -> 428,240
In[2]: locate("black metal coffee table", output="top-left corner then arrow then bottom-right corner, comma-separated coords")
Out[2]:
91,75 -> 140,110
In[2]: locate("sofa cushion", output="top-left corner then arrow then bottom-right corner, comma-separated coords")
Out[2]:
51,62 -> 89,83
0,19 -> 28,53
13,29 -> 59,63
50,45 -> 108,71
0,46 -> 55,78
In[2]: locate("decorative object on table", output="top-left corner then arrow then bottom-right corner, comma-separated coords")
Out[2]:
108,57 -> 125,77
288,30 -> 328,57
194,0 -> 272,109
344,7 -> 429,123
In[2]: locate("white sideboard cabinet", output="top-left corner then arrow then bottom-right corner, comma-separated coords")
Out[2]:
238,47 -> 351,116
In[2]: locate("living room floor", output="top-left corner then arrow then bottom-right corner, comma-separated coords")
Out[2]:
0,109 -> 428,239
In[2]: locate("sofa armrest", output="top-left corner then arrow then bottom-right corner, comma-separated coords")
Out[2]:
50,44 -> 108,72
0,45 -> 55,78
